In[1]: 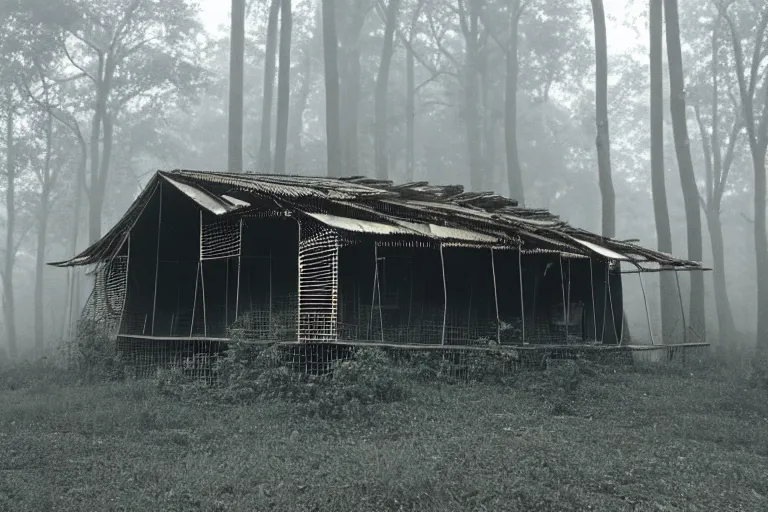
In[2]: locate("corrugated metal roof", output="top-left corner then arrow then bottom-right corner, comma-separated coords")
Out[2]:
49,170 -> 704,270
306,213 -> 415,236
164,175 -> 233,215
572,238 -> 630,261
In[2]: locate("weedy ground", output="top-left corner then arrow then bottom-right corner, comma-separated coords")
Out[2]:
1,347 -> 767,512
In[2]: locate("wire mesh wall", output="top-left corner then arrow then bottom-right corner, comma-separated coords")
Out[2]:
77,256 -> 128,340
116,336 -> 225,381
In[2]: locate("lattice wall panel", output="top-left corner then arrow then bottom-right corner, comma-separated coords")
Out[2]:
78,255 -> 128,338
298,222 -> 339,342
201,218 -> 242,260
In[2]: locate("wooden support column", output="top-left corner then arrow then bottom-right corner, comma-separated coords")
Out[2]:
440,243 -> 447,345
518,247 -> 526,344
235,218 -> 243,320
490,248 -> 500,343
150,183 -> 163,335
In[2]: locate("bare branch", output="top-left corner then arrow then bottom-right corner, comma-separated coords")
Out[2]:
718,114 -> 744,198
62,42 -> 95,83
415,70 -> 454,92
426,11 -> 462,71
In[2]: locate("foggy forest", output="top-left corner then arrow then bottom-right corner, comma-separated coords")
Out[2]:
1,0 -> 768,510
2,0 -> 766,357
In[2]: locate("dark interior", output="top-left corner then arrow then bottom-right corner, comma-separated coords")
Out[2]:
120,183 -> 622,344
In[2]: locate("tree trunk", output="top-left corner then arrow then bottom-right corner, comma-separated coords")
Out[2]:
3,93 -> 17,359
591,0 -> 615,238
228,0 -> 246,172
698,19 -> 737,342
274,0 -> 292,175
259,0 -> 281,173
88,95 -> 103,243
341,48 -> 361,177
405,45 -> 415,182
322,0 -> 343,177
704,210 -> 736,338
481,57 -> 496,190
64,149 -> 85,339
505,0 -> 524,205
465,3 -> 484,192
649,0 -> 678,343
374,0 -> 401,180
664,0 -> 706,342
755,150 -> 768,349
89,113 -> 113,244
290,45 -> 313,161
34,107 -> 53,350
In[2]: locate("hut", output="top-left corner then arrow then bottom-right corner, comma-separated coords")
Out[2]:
51,170 -> 704,370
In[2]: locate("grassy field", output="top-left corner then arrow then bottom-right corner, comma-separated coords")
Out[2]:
1,355 -> 767,511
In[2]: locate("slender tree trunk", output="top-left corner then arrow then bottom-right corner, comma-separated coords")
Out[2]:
405,44 -> 415,182
88,95 -> 103,243
89,113 -> 112,244
322,0 -> 343,176
649,0 -> 678,343
274,0 -> 292,175
290,46 -> 313,161
702,20 -> 737,341
481,58 -> 496,189
591,0 -> 615,238
505,0 -> 524,205
341,48 -> 361,176
4,94 -> 17,359
705,210 -> 736,338
88,54 -> 115,244
374,0 -> 401,180
259,0 -> 281,173
664,0 -> 706,341
34,107 -> 53,350
755,150 -> 768,349
64,150 -> 85,339
465,4 -> 484,191
228,0 -> 246,172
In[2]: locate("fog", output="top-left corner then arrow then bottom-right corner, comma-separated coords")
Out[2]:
1,0 -> 766,358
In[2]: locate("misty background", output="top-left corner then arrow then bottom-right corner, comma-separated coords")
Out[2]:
0,0 -> 766,358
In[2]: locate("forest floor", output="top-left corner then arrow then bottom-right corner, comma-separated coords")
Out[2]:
1,355 -> 767,511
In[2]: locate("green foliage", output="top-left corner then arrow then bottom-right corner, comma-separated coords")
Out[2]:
212,342 -> 409,419
65,319 -> 126,382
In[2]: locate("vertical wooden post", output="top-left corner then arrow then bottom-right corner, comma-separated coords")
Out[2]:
600,262 -> 608,343
674,269 -> 688,343
440,243 -> 447,345
490,248 -> 500,343
559,255 -> 567,339
199,211 -> 208,337
235,218 -> 243,320
637,270 -> 655,345
588,258 -> 598,341
566,258 -> 572,339
369,243 -> 378,339
375,244 -> 384,343
190,261 -> 199,337
151,183 -> 163,335
518,246 -> 526,344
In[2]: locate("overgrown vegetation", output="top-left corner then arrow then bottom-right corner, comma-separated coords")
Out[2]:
2,345 -> 768,510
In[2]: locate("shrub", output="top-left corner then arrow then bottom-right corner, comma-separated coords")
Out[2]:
331,348 -> 410,404
213,342 -> 409,419
65,319 -> 126,382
